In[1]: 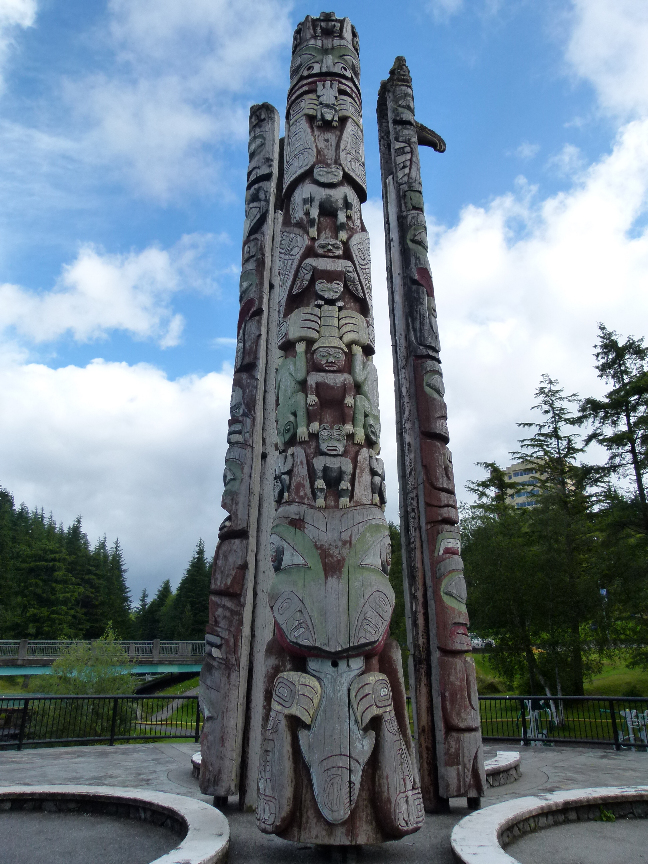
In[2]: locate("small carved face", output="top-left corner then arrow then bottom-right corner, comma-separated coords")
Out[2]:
364,414 -> 381,445
315,279 -> 344,301
319,423 -> 346,456
314,347 -> 345,372
315,238 -> 343,257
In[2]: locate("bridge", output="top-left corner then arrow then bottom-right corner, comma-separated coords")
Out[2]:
0,640 -> 205,676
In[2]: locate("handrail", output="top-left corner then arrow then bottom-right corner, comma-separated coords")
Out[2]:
0,640 -> 206,659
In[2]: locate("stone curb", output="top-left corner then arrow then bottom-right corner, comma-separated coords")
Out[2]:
484,752 -> 521,787
0,785 -> 229,864
451,785 -> 648,864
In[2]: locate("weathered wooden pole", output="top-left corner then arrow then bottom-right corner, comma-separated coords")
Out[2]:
377,56 -> 486,812
199,103 -> 280,802
255,13 -> 424,845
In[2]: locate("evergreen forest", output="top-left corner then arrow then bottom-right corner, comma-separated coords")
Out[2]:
0,489 -> 211,641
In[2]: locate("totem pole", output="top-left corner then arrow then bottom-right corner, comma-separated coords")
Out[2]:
199,104 -> 280,801
377,57 -> 485,811
255,14 -> 424,845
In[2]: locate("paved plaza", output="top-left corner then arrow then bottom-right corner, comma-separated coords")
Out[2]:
1,742 -> 647,862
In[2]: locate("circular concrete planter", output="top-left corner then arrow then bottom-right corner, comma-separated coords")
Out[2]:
451,786 -> 648,864
484,751 -> 521,788
0,785 -> 229,864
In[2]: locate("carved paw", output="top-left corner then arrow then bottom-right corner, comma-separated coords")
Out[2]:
344,396 -> 354,408
316,497 -> 325,509
351,344 -> 363,355
354,428 -> 365,444
372,493 -> 381,506
343,423 -> 354,435
307,395 -> 318,408
297,427 -> 309,442
309,422 -> 320,434
296,341 -> 306,352
339,497 -> 349,509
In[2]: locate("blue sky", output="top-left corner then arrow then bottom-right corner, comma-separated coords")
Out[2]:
1,0 -> 647,599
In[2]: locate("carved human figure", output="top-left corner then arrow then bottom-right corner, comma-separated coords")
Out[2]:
276,341 -> 308,449
306,344 -> 354,435
312,423 -> 353,508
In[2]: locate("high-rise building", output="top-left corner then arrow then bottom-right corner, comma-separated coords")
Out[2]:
505,462 -> 542,508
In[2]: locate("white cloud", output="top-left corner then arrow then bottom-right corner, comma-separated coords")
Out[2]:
420,117 -> 648,497
0,233 -> 221,347
0,0 -> 36,93
425,0 -> 464,20
68,0 -> 294,200
513,141 -> 540,161
0,355 -> 231,596
545,143 -> 585,176
424,0 -> 502,22
566,0 -> 648,118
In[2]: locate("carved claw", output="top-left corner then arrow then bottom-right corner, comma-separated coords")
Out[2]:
354,428 -> 365,444
316,497 -> 325,509
296,341 -> 306,352
344,396 -> 354,408
309,422 -> 320,434
372,493 -> 381,506
351,344 -> 363,355
297,427 -> 309,442
343,423 -> 354,435
307,395 -> 318,407
339,497 -> 349,509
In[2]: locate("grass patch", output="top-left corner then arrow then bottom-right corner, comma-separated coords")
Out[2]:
584,661 -> 648,697
0,676 -> 30,695
156,676 -> 199,696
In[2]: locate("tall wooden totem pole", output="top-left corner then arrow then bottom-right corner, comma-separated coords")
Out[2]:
255,14 -> 424,845
377,57 -> 486,811
200,10 -> 484,848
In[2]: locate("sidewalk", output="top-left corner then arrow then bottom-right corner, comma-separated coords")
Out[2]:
1,742 -> 646,863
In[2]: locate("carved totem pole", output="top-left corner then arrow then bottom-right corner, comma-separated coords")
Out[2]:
199,103 -> 280,801
255,14 -> 424,845
377,57 -> 486,811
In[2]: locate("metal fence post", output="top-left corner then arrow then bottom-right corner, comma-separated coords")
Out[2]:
109,697 -> 119,746
194,698 -> 201,743
609,699 -> 621,751
520,698 -> 529,746
17,698 -> 30,751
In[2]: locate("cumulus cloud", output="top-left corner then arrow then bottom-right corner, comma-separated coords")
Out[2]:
420,116 -> 648,497
566,0 -> 648,118
68,0 -> 294,199
0,0 -> 36,93
0,233 -> 222,347
0,355 -> 231,596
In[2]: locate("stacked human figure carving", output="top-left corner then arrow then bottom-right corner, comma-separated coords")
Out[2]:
377,57 -> 485,809
256,13 -> 424,845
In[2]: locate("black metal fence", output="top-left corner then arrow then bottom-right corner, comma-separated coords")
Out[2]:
479,695 -> 648,750
3,693 -> 647,752
0,695 -> 201,750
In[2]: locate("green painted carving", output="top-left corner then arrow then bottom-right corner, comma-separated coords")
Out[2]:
276,341 -> 308,449
269,521 -> 394,654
